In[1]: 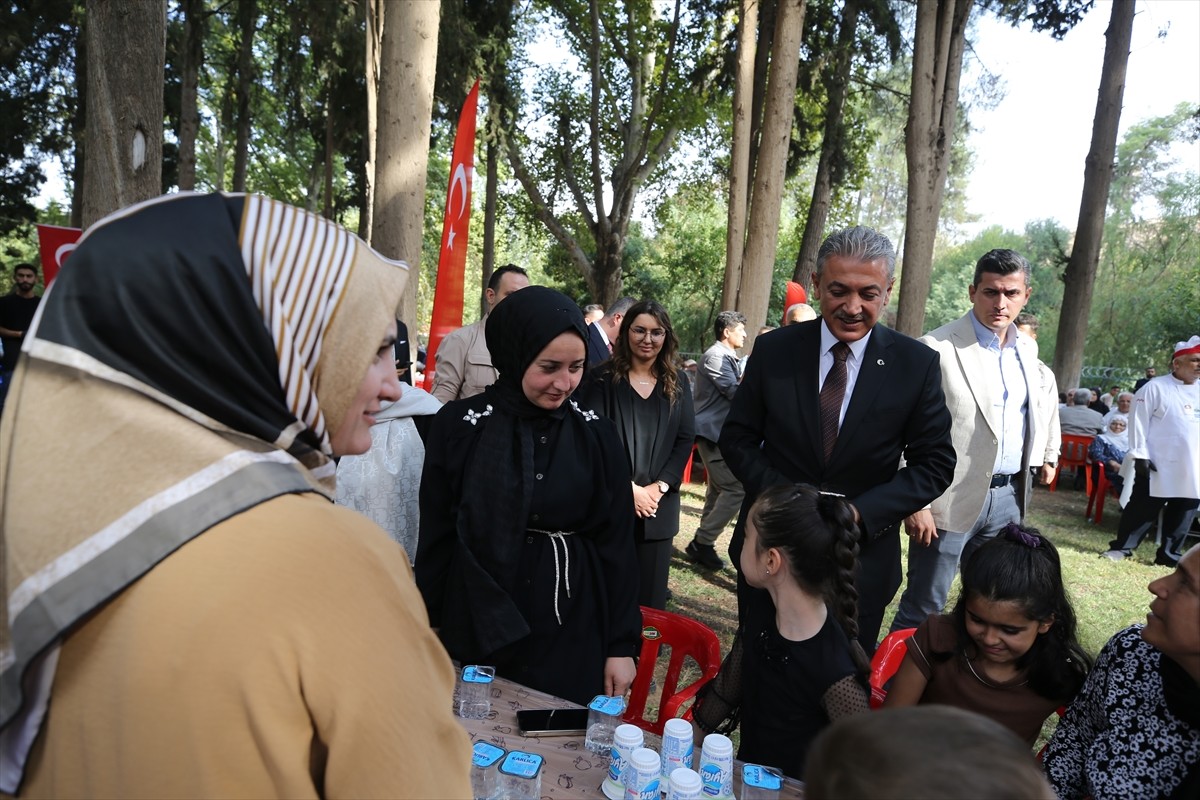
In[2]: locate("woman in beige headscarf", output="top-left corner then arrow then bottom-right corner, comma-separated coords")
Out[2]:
0,193 -> 470,797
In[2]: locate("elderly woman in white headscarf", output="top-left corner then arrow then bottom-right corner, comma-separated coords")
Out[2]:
0,194 -> 470,797
1089,413 -> 1130,490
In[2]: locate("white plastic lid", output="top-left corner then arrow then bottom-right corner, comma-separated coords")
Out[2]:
663,718 -> 692,738
630,747 -> 660,770
614,723 -> 645,746
702,733 -> 733,756
669,767 -> 702,792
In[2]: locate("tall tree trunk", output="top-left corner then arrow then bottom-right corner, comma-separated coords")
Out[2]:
323,83 -> 334,219
231,0 -> 256,192
725,0 -> 805,342
82,0 -> 165,227
481,102 -> 499,317
361,0 -> 382,242
723,0 -> 758,308
371,0 -> 439,337
1054,0 -> 1135,390
748,0 -> 776,186
70,12 -> 87,228
177,0 -> 203,191
793,0 -> 861,291
895,0 -> 971,337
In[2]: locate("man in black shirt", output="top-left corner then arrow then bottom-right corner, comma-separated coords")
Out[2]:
0,263 -> 42,413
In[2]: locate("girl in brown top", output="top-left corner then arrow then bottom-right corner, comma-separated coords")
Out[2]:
884,524 -> 1092,745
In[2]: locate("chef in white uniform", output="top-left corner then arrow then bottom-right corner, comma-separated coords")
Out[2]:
1103,335 -> 1200,566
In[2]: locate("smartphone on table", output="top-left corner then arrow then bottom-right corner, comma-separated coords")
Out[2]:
516,707 -> 590,737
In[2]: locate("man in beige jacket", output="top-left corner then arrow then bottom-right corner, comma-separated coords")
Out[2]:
891,249 -> 1059,631
430,265 -> 528,402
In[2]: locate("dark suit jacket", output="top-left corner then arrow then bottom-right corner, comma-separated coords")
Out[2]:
719,320 -> 956,648
587,322 -> 610,367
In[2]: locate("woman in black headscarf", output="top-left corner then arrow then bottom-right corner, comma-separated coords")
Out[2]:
416,286 -> 642,704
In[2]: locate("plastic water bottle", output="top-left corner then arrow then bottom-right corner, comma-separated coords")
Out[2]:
660,718 -> 695,789
455,665 -> 495,719
698,733 -> 734,799
740,763 -> 783,800
603,724 -> 645,800
666,767 -> 703,800
495,750 -> 543,800
585,694 -> 628,755
623,747 -> 662,800
470,741 -> 505,800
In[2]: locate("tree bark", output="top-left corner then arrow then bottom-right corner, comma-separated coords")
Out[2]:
231,0 -> 256,192
723,0 -> 758,310
1053,0 -> 1135,390
370,0 -> 440,338
177,0 -> 203,191
82,0 -> 165,227
70,12 -> 87,228
361,0 -> 382,242
895,0 -> 971,337
725,0 -> 806,342
793,0 -> 860,291
481,102 -> 499,317
748,0 -> 776,185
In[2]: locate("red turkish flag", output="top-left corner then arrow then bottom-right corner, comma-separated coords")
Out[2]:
36,224 -> 83,288
423,80 -> 480,390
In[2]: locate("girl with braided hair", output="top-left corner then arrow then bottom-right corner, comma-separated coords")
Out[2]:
884,523 -> 1092,746
691,484 -> 871,780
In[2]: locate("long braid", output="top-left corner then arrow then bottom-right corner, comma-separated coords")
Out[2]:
816,494 -> 871,677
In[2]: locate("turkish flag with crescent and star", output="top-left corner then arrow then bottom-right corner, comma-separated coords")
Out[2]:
36,224 -> 83,288
423,79 -> 480,391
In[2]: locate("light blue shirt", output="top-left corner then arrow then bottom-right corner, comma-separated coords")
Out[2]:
819,321 -> 873,429
970,312 -> 1028,475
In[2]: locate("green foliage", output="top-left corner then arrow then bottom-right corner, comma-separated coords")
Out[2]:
0,0 -> 80,233
1085,103 -> 1200,372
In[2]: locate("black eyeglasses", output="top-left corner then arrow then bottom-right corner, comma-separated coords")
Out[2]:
630,326 -> 667,340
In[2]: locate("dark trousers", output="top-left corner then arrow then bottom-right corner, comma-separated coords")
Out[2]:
1110,473 -> 1199,563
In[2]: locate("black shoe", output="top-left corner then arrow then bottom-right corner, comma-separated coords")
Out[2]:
686,540 -> 725,570
1154,552 -> 1180,568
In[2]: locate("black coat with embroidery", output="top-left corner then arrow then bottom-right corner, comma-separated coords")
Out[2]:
416,388 -> 642,705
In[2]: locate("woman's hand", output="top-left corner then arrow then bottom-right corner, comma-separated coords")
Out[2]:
604,656 -> 638,698
631,483 -> 659,518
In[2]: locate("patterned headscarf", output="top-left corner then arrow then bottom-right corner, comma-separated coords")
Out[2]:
0,193 -> 408,791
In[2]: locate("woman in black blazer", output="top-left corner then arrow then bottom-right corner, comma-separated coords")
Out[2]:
581,300 -> 695,609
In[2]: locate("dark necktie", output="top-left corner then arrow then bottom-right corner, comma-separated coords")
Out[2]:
820,342 -> 851,463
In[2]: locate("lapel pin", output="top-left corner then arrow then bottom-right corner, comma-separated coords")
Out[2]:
877,359 -> 885,366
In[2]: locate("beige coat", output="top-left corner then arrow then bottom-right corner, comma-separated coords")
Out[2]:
21,494 -> 472,798
922,313 -> 1058,534
431,319 -> 496,403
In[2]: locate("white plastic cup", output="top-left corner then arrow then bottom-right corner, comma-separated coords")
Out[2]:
666,767 -> 704,800
660,718 -> 695,788
623,747 -> 662,800
455,665 -> 495,719
495,750 -> 543,800
603,724 -> 645,800
470,741 -> 505,800
698,733 -> 734,799
585,694 -> 628,756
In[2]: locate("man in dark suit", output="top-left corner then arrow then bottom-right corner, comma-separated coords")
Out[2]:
719,226 -> 956,651
586,296 -> 636,366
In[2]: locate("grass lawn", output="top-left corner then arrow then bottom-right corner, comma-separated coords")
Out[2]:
659,473 -> 1179,748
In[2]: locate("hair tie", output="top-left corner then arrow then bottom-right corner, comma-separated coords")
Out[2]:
1002,522 -> 1040,549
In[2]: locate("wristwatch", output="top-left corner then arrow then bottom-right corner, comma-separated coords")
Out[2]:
655,480 -> 670,494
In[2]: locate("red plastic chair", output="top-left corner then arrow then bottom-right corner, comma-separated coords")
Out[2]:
681,442 -> 704,484
623,606 -> 723,736
1086,463 -> 1120,523
1049,434 -> 1094,493
869,628 -> 915,708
